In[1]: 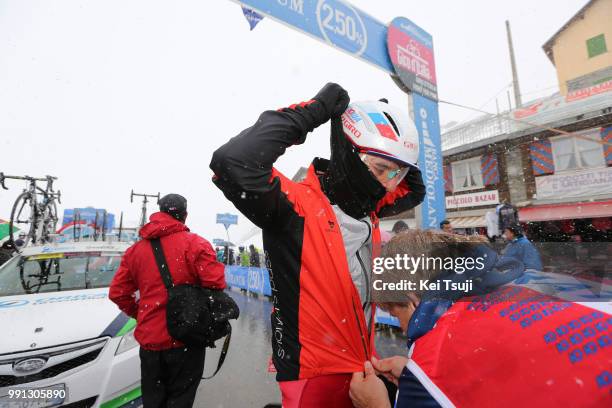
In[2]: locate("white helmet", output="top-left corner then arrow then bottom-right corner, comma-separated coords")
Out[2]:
340,100 -> 419,168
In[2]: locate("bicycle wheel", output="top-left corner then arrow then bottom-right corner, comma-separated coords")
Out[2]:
10,192 -> 37,247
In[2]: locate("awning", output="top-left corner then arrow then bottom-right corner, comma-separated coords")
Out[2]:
519,200 -> 612,222
448,216 -> 486,228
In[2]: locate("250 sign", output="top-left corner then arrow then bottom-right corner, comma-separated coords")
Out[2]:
316,0 -> 367,55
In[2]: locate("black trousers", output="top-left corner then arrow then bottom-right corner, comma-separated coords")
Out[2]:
139,346 -> 206,408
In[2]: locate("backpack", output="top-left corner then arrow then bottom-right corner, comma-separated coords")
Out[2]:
150,238 -> 240,378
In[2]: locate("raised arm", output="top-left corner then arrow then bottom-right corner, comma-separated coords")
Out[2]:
210,83 -> 349,229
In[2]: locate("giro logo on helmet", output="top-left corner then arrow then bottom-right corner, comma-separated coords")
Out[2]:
342,114 -> 362,138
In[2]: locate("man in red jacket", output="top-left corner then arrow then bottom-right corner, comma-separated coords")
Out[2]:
109,194 -> 225,408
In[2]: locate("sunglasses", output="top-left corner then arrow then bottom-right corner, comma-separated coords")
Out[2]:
359,153 -> 410,185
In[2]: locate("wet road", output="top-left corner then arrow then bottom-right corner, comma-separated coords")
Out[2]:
195,289 -> 408,407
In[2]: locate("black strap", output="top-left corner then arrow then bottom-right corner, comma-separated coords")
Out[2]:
150,238 -> 173,289
150,238 -> 232,380
201,324 -> 232,379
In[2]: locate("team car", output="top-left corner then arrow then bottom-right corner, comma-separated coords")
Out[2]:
0,240 -> 141,408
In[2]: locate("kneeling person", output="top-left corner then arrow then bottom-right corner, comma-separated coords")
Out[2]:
350,230 -> 611,408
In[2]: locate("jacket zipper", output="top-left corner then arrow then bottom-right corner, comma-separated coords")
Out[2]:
356,251 -> 370,311
355,218 -> 373,360
358,219 -> 372,312
352,298 -> 369,361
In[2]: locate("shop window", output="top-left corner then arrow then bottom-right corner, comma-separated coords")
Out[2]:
586,34 -> 607,58
551,133 -> 605,172
451,157 -> 483,191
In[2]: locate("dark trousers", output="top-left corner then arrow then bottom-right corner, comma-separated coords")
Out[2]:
139,346 -> 206,408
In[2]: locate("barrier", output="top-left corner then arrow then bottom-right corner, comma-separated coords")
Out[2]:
225,266 -> 271,296
375,308 -> 400,327
224,266 -> 400,327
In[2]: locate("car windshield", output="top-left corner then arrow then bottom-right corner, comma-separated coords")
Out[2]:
0,251 -> 122,297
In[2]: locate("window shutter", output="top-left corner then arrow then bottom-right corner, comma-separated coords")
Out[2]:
480,154 -> 499,186
586,34 -> 607,58
444,164 -> 453,192
529,140 -> 554,175
601,126 -> 612,166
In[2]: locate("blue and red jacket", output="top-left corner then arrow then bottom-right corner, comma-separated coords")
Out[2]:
396,254 -> 612,407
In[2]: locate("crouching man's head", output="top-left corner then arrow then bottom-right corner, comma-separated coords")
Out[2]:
374,230 -> 488,332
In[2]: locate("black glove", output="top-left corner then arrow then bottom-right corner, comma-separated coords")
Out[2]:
313,82 -> 350,118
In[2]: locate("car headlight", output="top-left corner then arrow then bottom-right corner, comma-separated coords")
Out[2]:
115,328 -> 138,355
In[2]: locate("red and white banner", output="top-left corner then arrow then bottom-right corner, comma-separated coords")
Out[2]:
445,190 -> 499,209
535,167 -> 612,200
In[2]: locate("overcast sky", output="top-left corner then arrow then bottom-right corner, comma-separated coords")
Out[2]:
0,0 -> 588,244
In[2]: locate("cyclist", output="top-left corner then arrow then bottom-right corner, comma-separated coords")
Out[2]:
210,83 -> 424,407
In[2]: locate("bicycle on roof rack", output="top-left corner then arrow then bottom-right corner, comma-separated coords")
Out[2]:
0,173 -> 61,247
130,189 -> 160,228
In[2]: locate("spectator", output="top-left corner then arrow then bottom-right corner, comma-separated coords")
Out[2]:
239,246 -> 250,266
109,194 -> 225,408
227,247 -> 235,265
222,245 -> 229,265
501,224 -> 543,271
391,220 -> 409,234
215,246 -> 224,262
249,244 -> 261,267
439,219 -> 453,233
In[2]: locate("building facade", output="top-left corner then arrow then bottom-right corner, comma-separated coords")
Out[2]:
442,87 -> 612,240
441,0 -> 612,240
543,0 -> 612,95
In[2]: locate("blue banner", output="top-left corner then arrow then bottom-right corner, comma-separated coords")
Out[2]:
234,0 -> 393,73
216,213 -> 238,229
225,266 -> 272,296
375,308 -> 400,327
62,208 -> 115,231
412,92 -> 445,229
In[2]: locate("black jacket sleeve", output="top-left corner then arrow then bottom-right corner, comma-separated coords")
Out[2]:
210,101 -> 330,229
